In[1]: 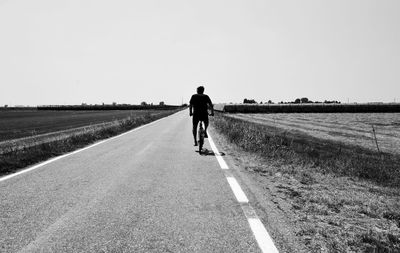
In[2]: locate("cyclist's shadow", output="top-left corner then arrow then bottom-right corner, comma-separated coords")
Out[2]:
196,148 -> 226,156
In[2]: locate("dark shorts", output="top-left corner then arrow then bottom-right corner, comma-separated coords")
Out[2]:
193,113 -> 208,127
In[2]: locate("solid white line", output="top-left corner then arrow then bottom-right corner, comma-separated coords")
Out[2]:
207,134 -> 229,169
0,112 -> 178,183
248,218 -> 280,253
0,139 -> 106,183
226,176 -> 249,204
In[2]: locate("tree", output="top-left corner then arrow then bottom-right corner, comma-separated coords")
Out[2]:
294,98 -> 301,104
141,101 -> 147,106
324,100 -> 341,104
300,97 -> 309,103
243,98 -> 257,104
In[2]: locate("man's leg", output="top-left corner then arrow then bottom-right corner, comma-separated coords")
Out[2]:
192,116 -> 199,145
204,116 -> 209,138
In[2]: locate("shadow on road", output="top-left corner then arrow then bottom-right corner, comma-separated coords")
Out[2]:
195,148 -> 226,156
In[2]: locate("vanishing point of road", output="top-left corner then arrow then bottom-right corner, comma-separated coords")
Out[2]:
0,110 -> 279,253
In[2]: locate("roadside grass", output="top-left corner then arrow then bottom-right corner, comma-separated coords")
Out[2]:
0,109 -> 166,142
211,113 -> 400,252
0,110 -> 178,177
213,113 -> 400,188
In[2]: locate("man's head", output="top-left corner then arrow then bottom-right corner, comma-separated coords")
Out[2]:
197,86 -> 205,94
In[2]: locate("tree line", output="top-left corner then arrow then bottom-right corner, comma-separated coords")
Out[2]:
243,98 -> 341,104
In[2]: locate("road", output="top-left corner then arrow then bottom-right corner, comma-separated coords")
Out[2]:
0,111 -> 278,252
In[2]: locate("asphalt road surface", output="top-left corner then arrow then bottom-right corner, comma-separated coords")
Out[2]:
0,111 -> 278,253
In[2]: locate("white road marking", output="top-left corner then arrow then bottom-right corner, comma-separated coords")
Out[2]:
208,133 -> 280,253
248,218 -> 280,253
226,177 -> 249,203
0,112 -> 179,183
207,134 -> 229,169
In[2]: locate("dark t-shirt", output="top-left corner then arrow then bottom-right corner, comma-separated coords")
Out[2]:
190,94 -> 212,116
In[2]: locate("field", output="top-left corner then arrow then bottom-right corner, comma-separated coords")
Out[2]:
0,110 -> 163,142
0,109 -> 180,175
229,113 -> 400,155
216,103 -> 400,113
211,113 -> 400,252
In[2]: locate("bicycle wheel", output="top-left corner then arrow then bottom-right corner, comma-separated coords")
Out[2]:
199,136 -> 203,153
198,122 -> 204,154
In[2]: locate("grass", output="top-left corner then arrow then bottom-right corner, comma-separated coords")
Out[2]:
212,113 -> 400,188
230,113 -> 400,156
218,103 -> 400,113
0,110 -> 179,177
211,112 -> 400,252
0,109 -> 170,142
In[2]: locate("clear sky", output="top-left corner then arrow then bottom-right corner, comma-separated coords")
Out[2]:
1,0 -> 399,106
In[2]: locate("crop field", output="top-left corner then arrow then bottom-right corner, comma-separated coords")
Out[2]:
0,109 -> 179,175
217,103 -> 400,113
229,113 -> 400,155
0,110 -> 167,142
211,113 -> 400,252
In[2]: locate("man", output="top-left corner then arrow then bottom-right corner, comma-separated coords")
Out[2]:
189,86 -> 214,146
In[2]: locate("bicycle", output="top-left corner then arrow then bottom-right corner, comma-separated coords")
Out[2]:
198,120 -> 206,154
197,112 -> 214,154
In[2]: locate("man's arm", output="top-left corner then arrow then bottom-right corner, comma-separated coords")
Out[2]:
189,95 -> 194,116
208,96 -> 214,116
209,104 -> 214,116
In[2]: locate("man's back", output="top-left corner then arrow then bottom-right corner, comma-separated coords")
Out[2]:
189,86 -> 214,146
190,94 -> 212,116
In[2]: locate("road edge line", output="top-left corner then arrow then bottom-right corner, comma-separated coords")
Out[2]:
207,134 -> 228,169
208,133 -> 279,253
0,110 -> 182,183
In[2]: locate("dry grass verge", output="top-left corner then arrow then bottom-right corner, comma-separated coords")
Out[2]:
214,113 -> 400,188
212,113 -> 400,252
0,110 -> 178,177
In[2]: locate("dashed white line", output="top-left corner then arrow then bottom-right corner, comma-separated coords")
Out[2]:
207,134 -> 229,169
226,177 -> 249,204
249,218 -> 280,253
207,133 -> 280,253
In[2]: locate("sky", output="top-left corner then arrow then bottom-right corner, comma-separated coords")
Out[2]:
1,0 -> 399,106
